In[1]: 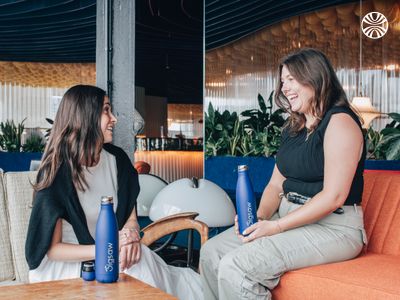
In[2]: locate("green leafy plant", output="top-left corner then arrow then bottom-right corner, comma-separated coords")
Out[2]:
237,129 -> 255,156
241,92 -> 285,132
205,92 -> 286,158
240,92 -> 286,156
22,134 -> 46,153
366,127 -> 384,159
205,102 -> 241,156
0,119 -> 25,152
366,112 -> 400,160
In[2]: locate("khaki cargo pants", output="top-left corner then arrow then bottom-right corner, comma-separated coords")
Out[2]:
199,197 -> 366,300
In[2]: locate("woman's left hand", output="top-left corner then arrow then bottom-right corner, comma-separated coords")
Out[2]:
242,220 -> 281,243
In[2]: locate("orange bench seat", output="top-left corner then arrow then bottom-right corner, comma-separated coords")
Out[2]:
273,172 -> 400,299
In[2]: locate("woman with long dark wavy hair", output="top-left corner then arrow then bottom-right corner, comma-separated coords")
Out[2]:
200,48 -> 367,300
25,85 -> 201,300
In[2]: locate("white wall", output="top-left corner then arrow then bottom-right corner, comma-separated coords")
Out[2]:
0,83 -> 66,128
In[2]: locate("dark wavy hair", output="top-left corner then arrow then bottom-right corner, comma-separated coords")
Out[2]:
275,48 -> 351,134
34,85 -> 106,191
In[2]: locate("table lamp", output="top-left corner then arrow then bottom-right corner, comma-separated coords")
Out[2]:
352,96 -> 381,128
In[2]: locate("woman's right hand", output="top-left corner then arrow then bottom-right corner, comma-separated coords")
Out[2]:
118,227 -> 141,271
119,241 -> 141,271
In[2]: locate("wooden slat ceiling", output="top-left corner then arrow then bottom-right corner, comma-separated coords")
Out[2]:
206,0 -> 400,82
205,0 -> 358,50
0,61 -> 95,87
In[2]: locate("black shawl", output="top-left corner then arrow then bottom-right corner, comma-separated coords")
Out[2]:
25,143 -> 139,270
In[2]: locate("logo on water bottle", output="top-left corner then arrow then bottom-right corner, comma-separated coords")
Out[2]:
246,202 -> 255,227
104,242 -> 115,272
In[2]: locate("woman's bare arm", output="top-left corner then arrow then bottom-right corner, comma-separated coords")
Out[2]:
47,219 -> 95,261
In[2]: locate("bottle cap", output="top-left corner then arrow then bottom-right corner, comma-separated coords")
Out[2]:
82,262 -> 95,272
82,262 -> 95,281
101,196 -> 113,204
238,165 -> 248,172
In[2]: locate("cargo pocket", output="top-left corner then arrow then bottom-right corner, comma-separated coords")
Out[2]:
240,275 -> 271,300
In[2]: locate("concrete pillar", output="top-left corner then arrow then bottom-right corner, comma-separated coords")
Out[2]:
96,0 -> 135,159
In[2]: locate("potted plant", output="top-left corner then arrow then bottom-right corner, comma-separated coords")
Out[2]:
204,92 -> 286,200
0,119 -> 43,172
204,103 -> 240,157
22,133 -> 46,153
0,119 -> 25,152
365,112 -> 400,171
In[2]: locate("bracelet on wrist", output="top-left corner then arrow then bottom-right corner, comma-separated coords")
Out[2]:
123,222 -> 140,231
123,226 -> 140,237
123,227 -> 140,233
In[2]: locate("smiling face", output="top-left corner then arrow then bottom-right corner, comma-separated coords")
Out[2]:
100,96 -> 117,143
280,65 -> 314,115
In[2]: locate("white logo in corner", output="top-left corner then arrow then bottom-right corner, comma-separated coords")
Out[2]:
362,12 -> 388,39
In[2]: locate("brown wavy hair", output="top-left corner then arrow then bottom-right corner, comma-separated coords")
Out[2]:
275,48 -> 351,134
34,85 -> 106,191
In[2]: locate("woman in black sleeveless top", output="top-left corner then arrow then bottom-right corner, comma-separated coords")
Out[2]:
200,48 -> 367,300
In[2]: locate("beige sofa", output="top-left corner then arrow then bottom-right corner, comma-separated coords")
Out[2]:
0,171 -> 208,286
0,171 -> 37,285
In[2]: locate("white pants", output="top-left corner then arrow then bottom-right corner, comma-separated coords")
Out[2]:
199,197 -> 366,300
126,244 -> 202,299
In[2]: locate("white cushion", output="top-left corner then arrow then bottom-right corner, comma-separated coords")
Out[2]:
0,173 -> 14,282
4,171 -> 37,283
137,174 -> 168,217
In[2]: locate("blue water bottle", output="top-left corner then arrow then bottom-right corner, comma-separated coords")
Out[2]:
236,165 -> 257,235
95,196 -> 119,283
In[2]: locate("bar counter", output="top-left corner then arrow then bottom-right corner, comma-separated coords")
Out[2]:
134,150 -> 203,183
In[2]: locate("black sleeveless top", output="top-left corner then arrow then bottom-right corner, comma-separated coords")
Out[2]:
276,106 -> 366,205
